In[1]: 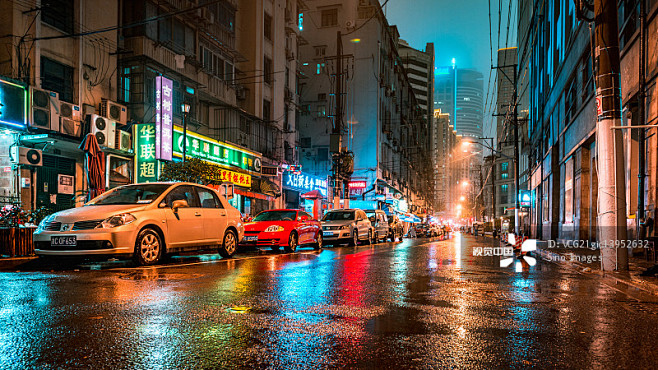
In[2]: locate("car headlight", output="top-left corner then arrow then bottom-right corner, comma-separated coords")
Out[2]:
36,214 -> 56,232
264,225 -> 284,233
340,225 -> 351,230
97,213 -> 136,229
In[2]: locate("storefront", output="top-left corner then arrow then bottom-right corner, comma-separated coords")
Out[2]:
281,170 -> 328,215
0,77 -> 28,208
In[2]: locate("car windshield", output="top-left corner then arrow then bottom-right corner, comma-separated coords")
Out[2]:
253,210 -> 297,221
87,184 -> 171,205
322,211 -> 355,221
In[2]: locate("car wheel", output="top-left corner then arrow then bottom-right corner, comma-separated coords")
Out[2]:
133,228 -> 163,266
313,233 -> 323,250
365,230 -> 372,245
218,230 -> 237,258
284,232 -> 298,253
349,230 -> 358,247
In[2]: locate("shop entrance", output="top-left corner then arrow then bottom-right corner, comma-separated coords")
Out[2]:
36,154 -> 76,212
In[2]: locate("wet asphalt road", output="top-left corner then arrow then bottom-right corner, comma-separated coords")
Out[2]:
2,234 -> 658,369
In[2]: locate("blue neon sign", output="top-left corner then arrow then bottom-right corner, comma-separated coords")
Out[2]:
0,79 -> 27,130
283,171 -> 327,196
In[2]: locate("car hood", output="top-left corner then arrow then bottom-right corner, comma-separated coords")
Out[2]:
51,205 -> 150,223
244,220 -> 298,231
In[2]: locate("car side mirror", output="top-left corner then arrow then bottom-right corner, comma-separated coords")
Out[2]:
172,199 -> 189,213
158,202 -> 167,208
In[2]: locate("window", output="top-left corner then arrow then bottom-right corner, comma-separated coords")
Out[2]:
41,57 -> 74,103
264,56 -> 273,84
501,173 -> 509,179
317,105 -> 326,117
564,75 -> 577,123
318,93 -> 326,101
197,187 -> 223,208
501,162 -> 508,172
264,13 -> 272,41
42,0 -> 74,33
321,8 -> 338,27
263,99 -> 271,121
315,46 -> 326,57
166,186 -> 200,207
564,158 -> 574,223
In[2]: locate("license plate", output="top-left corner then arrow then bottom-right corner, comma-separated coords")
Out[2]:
51,236 -> 77,247
244,235 -> 258,242
323,232 -> 334,237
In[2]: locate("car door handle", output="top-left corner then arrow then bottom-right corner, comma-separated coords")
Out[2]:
195,212 -> 201,216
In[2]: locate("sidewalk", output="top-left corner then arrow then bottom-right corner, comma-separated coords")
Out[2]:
533,241 -> 658,296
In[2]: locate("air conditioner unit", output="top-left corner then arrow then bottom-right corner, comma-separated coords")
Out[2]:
118,130 -> 131,151
345,20 -> 355,28
87,114 -> 116,148
59,102 -> 82,137
11,147 -> 42,167
236,88 -> 247,100
29,87 -> 59,131
100,99 -> 128,125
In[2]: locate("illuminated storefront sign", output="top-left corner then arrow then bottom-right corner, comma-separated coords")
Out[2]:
155,75 -> 173,161
215,168 -> 251,187
134,123 -> 159,183
0,78 -> 27,129
172,126 -> 262,174
283,172 -> 327,196
348,181 -> 367,189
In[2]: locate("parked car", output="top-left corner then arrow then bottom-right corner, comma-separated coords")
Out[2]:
33,182 -> 244,265
364,209 -> 390,242
387,215 -> 404,241
413,223 -> 430,237
240,209 -> 322,252
321,209 -> 373,246
428,224 -> 441,237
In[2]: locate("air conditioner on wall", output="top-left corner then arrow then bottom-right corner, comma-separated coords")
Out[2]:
11,147 -> 42,167
100,99 -> 128,125
29,87 -> 59,131
118,130 -> 131,151
59,101 -> 82,137
87,114 -> 116,148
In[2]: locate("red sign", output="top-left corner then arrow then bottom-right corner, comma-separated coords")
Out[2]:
348,181 -> 367,189
596,96 -> 602,116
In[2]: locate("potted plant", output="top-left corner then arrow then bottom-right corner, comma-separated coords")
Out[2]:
0,205 -> 48,257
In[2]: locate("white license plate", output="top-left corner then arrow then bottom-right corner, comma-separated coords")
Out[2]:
51,236 -> 77,247
244,235 -> 258,242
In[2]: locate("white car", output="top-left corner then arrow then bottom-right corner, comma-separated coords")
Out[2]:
33,182 -> 244,265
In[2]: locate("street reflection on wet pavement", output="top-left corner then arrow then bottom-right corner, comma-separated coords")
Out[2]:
2,233 -> 658,368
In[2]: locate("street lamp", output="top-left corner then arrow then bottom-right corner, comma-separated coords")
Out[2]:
181,102 -> 190,163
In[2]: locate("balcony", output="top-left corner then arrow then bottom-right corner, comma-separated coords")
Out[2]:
124,36 -> 236,103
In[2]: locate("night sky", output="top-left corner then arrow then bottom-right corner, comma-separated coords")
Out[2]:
383,0 -> 517,138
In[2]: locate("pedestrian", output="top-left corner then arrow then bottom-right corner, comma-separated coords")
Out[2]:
409,223 -> 417,238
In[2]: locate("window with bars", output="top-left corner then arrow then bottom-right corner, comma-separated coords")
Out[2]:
41,57 -> 74,103
42,0 -> 74,33
264,13 -> 272,41
264,56 -> 273,84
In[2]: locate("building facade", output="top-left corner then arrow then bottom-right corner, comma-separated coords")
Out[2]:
297,0 -> 433,216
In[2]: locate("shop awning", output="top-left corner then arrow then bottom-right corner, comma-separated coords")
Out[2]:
235,188 -> 273,201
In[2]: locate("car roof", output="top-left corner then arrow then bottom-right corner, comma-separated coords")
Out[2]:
259,209 -> 300,212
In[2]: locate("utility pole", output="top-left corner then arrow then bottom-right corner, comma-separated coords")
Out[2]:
331,31 -> 344,209
637,0 -> 647,240
491,153 -> 496,248
513,63 -> 520,236
594,0 -> 628,270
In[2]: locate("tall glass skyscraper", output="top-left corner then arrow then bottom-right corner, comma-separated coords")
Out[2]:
434,66 -> 484,138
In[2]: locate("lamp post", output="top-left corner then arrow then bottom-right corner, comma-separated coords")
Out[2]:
181,103 -> 190,163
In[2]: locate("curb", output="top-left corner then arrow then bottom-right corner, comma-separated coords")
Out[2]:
535,248 -> 658,296
0,256 -> 39,270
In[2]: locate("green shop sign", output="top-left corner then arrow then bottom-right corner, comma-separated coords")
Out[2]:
172,126 -> 262,174
134,123 -> 160,183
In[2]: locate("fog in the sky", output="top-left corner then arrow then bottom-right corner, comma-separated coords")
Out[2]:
383,0 -> 518,139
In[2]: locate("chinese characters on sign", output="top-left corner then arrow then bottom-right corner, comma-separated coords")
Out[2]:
283,172 -> 327,196
155,76 -> 173,161
172,127 -> 262,173
135,123 -> 158,183
348,180 -> 367,196
472,247 -> 514,257
215,168 -> 251,187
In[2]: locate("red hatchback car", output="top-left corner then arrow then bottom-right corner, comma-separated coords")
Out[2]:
241,209 -> 322,252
